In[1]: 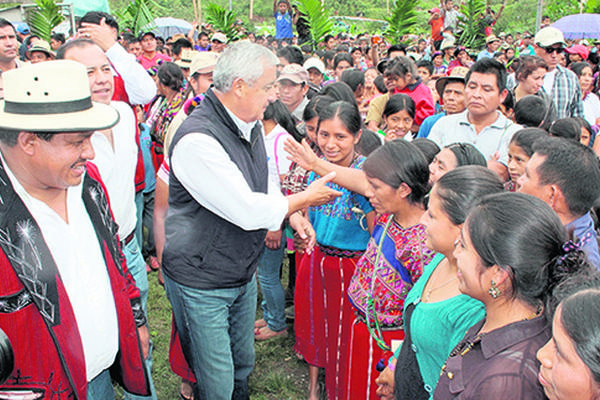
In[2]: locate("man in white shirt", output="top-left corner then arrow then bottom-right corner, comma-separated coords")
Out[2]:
0,60 -> 150,400
162,41 -> 340,400
56,39 -> 157,400
429,58 -> 520,168
78,11 -> 156,106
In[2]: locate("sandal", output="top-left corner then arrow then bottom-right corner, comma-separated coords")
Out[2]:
255,326 -> 288,341
254,318 -> 267,329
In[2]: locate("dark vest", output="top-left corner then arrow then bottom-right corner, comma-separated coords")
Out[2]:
162,88 -> 269,289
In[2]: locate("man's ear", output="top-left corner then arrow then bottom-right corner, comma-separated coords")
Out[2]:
17,131 -> 39,156
232,77 -> 245,98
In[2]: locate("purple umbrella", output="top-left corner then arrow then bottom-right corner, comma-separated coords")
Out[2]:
552,14 -> 600,39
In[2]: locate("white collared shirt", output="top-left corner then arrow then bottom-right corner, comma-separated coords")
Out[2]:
91,101 -> 138,238
2,158 -> 118,382
428,110 -> 521,165
106,43 -> 157,105
171,105 -> 288,232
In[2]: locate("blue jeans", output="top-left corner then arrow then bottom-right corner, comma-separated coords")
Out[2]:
122,238 -> 157,400
164,274 -> 257,400
87,369 -> 115,400
256,238 -> 286,332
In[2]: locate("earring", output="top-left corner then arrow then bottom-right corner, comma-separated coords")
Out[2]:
488,280 -> 501,299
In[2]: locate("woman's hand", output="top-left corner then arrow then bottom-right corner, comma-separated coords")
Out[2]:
285,138 -> 319,171
375,364 -> 396,399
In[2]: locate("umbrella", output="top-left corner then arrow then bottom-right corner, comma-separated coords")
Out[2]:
552,14 -> 600,39
145,17 -> 193,39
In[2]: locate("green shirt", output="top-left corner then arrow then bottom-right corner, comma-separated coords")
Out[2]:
401,254 -> 485,396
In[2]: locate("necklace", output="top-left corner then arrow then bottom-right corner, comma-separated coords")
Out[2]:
440,332 -> 486,380
422,260 -> 457,302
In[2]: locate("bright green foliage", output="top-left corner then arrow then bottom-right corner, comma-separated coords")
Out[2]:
492,0 -> 537,35
587,0 -> 600,13
384,0 -> 418,44
204,2 -> 243,42
546,0 -> 579,21
295,0 -> 333,50
114,0 -> 162,35
457,0 -> 486,49
27,0 -> 64,43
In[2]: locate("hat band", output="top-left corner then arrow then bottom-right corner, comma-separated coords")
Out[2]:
4,97 -> 92,115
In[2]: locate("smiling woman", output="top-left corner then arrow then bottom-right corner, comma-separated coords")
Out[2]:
433,192 -> 592,400
537,271 -> 600,400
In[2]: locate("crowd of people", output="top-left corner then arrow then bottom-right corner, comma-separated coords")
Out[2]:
3,1 -> 600,400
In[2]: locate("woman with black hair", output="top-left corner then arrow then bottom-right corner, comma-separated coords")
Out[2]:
293,101 -> 376,400
286,137 -> 435,399
375,166 -> 504,400
429,143 -> 487,184
537,270 -> 600,400
433,192 -> 592,400
147,62 -> 185,159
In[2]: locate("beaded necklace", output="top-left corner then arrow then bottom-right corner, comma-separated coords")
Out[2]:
364,215 -> 394,352
439,305 -> 543,380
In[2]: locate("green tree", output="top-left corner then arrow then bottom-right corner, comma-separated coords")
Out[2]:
545,0 -> 579,22
113,0 -> 162,35
587,0 -> 600,13
295,0 -> 333,50
204,2 -> 243,41
384,0 -> 418,44
27,0 -> 64,43
456,0 -> 486,49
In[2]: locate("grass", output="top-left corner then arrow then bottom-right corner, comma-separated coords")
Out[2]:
144,260 -> 322,400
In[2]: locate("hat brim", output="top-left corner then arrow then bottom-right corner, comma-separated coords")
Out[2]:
0,101 -> 120,132
276,76 -> 304,84
436,76 -> 465,96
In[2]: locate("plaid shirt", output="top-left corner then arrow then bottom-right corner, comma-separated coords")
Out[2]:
548,65 -> 584,119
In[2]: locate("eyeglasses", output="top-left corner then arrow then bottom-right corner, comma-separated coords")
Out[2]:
542,46 -> 563,54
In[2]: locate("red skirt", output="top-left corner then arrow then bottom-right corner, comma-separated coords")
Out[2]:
294,247 -> 361,399
341,319 -> 404,400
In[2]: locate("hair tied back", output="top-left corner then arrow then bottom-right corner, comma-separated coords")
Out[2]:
551,239 -> 586,283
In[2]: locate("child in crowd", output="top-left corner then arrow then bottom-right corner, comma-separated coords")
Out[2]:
505,128 -> 548,191
379,94 -> 416,142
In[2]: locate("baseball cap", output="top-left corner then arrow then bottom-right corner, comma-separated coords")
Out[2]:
16,23 -> 30,35
428,7 -> 441,13
138,31 -> 156,41
565,44 -> 590,61
303,57 -> 325,74
534,27 -> 566,47
211,32 -> 227,43
189,52 -> 218,75
276,64 -> 309,84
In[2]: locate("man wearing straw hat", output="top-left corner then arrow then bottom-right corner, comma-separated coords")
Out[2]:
0,60 -> 150,399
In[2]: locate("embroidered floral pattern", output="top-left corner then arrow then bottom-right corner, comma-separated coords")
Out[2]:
348,214 -> 434,327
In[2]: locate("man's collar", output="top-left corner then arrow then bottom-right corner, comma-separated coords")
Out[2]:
223,105 -> 260,141
460,110 -> 508,128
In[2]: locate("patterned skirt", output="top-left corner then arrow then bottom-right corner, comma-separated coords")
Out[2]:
294,246 -> 362,399
343,318 -> 404,400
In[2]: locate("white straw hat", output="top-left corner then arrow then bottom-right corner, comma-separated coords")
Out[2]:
0,60 -> 119,132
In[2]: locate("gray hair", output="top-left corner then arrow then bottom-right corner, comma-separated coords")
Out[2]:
213,41 -> 278,92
